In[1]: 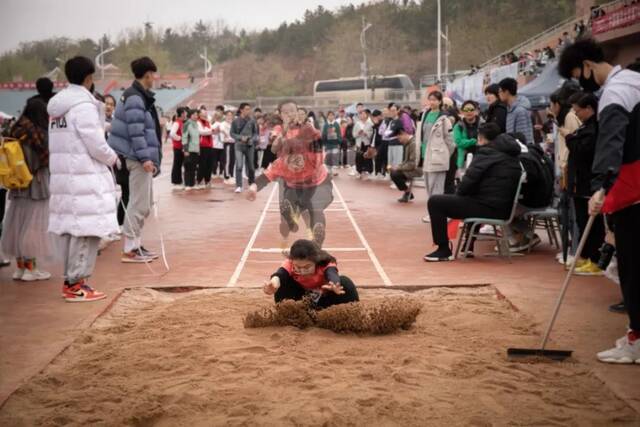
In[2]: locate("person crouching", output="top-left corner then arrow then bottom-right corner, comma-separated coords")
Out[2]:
390,129 -> 422,203
263,239 -> 359,309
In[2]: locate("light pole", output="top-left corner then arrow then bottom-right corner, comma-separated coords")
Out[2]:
360,17 -> 372,102
95,39 -> 115,81
199,46 -> 213,79
437,0 -> 441,82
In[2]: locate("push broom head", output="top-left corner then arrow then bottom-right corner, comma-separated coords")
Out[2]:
507,347 -> 573,361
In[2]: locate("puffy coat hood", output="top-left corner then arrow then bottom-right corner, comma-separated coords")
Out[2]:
508,95 -> 531,113
47,84 -> 98,118
487,133 -> 522,157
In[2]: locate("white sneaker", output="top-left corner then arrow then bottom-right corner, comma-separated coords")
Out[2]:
421,215 -> 430,223
195,184 -> 204,190
597,335 -> 640,364
479,224 -> 494,234
235,187 -> 242,193
98,238 -> 110,251
205,182 -> 212,189
12,269 -> 24,280
21,269 -> 52,282
185,187 -> 194,192
362,173 -> 370,181
390,183 -> 397,190
348,169 -> 357,177
172,184 -> 182,192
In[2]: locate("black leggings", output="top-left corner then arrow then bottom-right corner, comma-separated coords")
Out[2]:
212,148 -> 225,176
375,141 -> 388,176
612,203 -> 640,331
390,170 -> 411,192
197,147 -> 215,184
224,143 -> 235,179
183,153 -> 199,187
356,145 -> 374,174
279,178 -> 333,245
274,272 -> 359,309
171,148 -> 184,185
428,194 -> 508,248
573,197 -> 605,263
114,155 -> 130,226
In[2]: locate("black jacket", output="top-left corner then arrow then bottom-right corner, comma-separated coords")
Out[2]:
485,101 -> 508,134
566,115 -> 597,198
457,134 -> 522,216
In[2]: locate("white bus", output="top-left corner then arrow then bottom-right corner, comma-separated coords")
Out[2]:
313,74 -> 416,103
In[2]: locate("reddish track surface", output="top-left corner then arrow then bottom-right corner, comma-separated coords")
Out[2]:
1,146 -> 638,413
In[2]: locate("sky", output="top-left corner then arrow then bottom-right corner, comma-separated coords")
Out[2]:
0,0 -> 360,54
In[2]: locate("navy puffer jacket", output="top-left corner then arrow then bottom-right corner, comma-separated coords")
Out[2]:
108,81 -> 161,173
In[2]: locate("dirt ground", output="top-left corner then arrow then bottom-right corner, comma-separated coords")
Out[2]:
1,287 -> 638,427
1,147 -> 639,424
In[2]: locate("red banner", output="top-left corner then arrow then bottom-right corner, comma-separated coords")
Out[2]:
0,82 -> 68,90
592,4 -> 640,35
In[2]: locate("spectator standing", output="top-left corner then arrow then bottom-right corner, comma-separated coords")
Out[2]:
484,84 -> 507,133
108,56 -> 162,263
170,107 -> 187,189
48,56 -> 119,300
196,107 -> 215,189
182,109 -> 200,191
221,110 -> 235,184
322,111 -> 342,176
352,110 -> 374,178
231,103 -> 259,193
499,77 -> 534,144
1,98 -> 53,281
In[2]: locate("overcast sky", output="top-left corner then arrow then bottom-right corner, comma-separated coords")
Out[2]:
0,0 -> 360,54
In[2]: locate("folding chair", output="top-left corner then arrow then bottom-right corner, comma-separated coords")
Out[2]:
454,170 -> 527,263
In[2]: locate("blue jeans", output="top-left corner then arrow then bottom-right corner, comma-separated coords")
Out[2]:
235,143 -> 255,188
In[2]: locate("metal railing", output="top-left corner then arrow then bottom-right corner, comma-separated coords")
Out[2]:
479,0 -> 624,69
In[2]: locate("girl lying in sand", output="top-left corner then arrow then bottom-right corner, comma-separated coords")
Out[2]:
263,239 -> 359,309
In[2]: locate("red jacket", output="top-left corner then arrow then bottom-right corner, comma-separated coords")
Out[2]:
199,119 -> 213,148
171,119 -> 184,150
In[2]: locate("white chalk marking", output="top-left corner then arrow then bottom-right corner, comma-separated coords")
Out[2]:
250,247 -> 367,253
227,183 -> 278,286
332,182 -> 393,286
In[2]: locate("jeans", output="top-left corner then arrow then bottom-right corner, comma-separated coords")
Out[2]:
235,143 -> 255,188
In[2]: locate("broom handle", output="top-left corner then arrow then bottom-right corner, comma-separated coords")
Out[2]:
539,190 -> 603,351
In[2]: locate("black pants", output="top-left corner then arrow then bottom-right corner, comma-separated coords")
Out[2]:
274,273 -> 359,309
0,189 -> 6,237
114,155 -> 130,226
212,148 -> 225,176
390,170 -> 412,192
224,143 -> 235,179
356,145 -> 374,174
375,141 -> 388,176
444,153 -> 458,194
197,147 -> 215,184
261,145 -> 276,169
279,178 -> 333,245
573,197 -> 605,263
183,153 -> 199,187
612,203 -> 640,331
171,148 -> 184,185
428,194 -> 508,248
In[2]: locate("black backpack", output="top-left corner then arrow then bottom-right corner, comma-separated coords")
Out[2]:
519,143 -> 555,208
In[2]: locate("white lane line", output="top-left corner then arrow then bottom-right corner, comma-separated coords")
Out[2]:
246,258 -> 371,263
332,182 -> 393,286
226,183 -> 279,287
250,247 -> 366,253
265,208 -> 346,213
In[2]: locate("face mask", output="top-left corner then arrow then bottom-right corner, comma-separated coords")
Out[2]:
579,66 -> 601,92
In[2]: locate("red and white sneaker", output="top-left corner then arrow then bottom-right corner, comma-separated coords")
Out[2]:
63,280 -> 107,303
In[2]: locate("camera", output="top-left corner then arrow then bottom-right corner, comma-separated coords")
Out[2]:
597,243 -> 616,271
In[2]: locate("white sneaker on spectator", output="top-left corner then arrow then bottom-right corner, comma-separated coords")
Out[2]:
171,184 -> 182,192
21,269 -> 52,282
422,215 -> 430,223
390,183 -> 397,190
348,168 -> 357,177
479,224 -> 494,234
224,178 -> 235,185
12,269 -> 24,280
98,238 -> 110,251
235,187 -> 242,193
597,334 -> 640,364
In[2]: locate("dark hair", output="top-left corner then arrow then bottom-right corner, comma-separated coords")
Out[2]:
288,239 -> 336,266
371,109 -> 382,117
573,92 -> 598,111
550,82 -> 580,126
461,100 -> 479,110
21,98 -> 48,130
131,56 -> 157,79
104,94 -> 116,106
327,110 -> 335,116
254,107 -> 262,113
427,90 -> 444,110
484,83 -> 500,97
387,102 -> 398,110
215,104 -> 225,112
297,107 -> 307,114
558,39 -> 605,79
93,92 -> 105,102
35,77 -> 54,96
176,106 -> 186,117
498,78 -> 518,96
356,102 -> 364,108
478,123 -> 501,142
64,56 -> 95,85
238,102 -> 251,111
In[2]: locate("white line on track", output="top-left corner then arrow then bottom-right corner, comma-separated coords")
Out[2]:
250,247 -> 366,253
332,182 -> 393,286
226,183 -> 279,287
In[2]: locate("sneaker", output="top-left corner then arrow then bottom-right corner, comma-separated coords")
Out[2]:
205,182 -> 212,189
63,280 -> 107,303
121,249 -> 154,263
390,183 -> 397,190
224,178 -> 235,185
479,224 -> 494,234
195,184 -> 204,190
139,246 -> 160,260
280,199 -> 299,233
235,187 -> 242,193
609,302 -> 626,314
172,184 -> 183,192
312,223 -> 325,247
597,333 -> 640,364
574,260 -> 604,276
0,259 -> 10,268
565,258 -> 588,271
21,269 -> 52,282
98,238 -> 110,251
424,247 -> 454,262
348,169 -> 357,177
422,215 -> 431,223
12,269 -> 24,280
398,192 -> 414,203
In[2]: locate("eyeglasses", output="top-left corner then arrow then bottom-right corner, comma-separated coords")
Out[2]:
461,107 -> 476,113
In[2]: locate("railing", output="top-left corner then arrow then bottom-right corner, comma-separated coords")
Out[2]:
478,0 -> 625,69
592,2 -> 640,34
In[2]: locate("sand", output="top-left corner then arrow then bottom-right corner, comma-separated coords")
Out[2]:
0,286 -> 638,426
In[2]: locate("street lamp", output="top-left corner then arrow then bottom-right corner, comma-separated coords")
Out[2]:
199,46 -> 213,79
360,17 -> 372,102
95,40 -> 115,81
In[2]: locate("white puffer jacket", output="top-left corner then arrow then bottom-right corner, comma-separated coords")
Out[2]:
47,84 -> 119,238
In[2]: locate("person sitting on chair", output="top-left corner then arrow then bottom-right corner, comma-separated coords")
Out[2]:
424,123 -> 522,262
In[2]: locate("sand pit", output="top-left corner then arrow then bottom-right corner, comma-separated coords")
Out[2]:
1,287 -> 638,426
